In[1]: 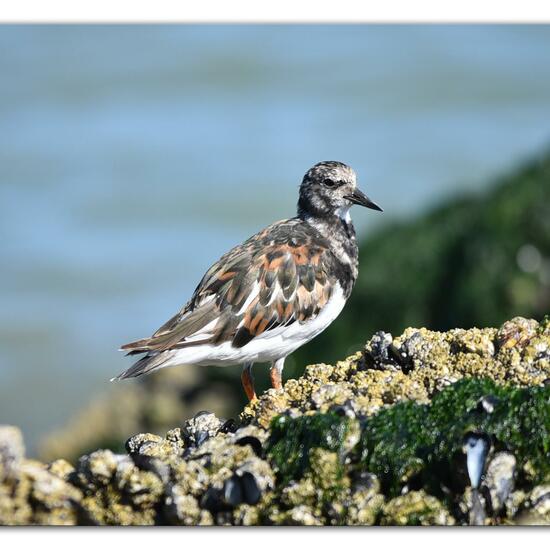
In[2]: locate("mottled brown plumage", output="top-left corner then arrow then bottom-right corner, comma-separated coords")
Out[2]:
120,219 -> 338,354
115,161 -> 383,399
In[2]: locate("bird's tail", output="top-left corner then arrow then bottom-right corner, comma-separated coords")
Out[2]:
110,351 -> 176,381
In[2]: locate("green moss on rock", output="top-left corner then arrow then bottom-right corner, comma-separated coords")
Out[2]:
267,413 -> 352,485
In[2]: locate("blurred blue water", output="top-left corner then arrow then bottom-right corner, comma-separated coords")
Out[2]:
1,25 -> 550,451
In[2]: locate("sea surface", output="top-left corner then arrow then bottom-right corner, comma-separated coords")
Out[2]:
1,25 -> 550,453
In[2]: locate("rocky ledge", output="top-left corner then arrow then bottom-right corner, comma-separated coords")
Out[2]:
1,316 -> 549,526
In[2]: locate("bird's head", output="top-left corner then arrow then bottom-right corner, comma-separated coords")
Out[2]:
298,161 -> 382,221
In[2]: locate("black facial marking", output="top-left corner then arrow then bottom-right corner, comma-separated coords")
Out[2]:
297,161 -> 355,220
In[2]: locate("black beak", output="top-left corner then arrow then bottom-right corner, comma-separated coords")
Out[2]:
344,189 -> 383,212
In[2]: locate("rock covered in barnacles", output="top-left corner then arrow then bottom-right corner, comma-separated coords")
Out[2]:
380,491 -> 455,526
0,426 -> 83,525
310,383 -> 355,410
496,317 -> 539,351
514,485 -> 550,525
530,486 -> 550,521
0,426 -> 25,481
22,461 -> 82,525
158,423 -> 275,524
47,459 -> 75,481
364,331 -> 396,369
452,328 -> 496,357
199,462 -> 272,516
164,486 -> 213,525
330,399 -> 359,419
276,504 -> 324,526
396,331 -> 427,371
113,457 -> 164,509
461,487 -> 487,526
230,424 -> 268,455
346,472 -> 384,525
125,433 -> 163,456
75,454 -> 163,525
484,452 -> 516,513
126,428 -> 184,460
527,485 -> 550,522
234,435 -> 263,457
183,411 -> 223,448
2,317 -> 550,526
72,449 -> 120,493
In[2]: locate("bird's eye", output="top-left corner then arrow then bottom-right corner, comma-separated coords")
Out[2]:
323,178 -> 337,187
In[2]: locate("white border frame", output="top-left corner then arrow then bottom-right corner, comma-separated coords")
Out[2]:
2,0 -> 550,23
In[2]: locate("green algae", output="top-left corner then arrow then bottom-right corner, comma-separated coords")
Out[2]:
358,377 -> 550,497
267,413 -> 351,485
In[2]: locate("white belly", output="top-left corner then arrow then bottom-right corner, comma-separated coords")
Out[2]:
165,284 -> 347,367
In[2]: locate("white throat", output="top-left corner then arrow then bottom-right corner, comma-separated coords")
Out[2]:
335,205 -> 351,224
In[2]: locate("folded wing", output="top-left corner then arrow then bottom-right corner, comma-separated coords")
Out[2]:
120,221 -> 337,356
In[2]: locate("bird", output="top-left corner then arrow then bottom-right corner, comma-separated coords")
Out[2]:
113,161 -> 383,401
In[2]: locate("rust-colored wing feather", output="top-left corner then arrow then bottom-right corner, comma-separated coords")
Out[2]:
120,219 -> 339,354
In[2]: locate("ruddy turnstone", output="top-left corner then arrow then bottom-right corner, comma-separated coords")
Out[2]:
114,161 -> 382,400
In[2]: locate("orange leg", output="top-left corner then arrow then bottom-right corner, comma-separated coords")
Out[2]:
241,363 -> 257,401
270,358 -> 285,391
